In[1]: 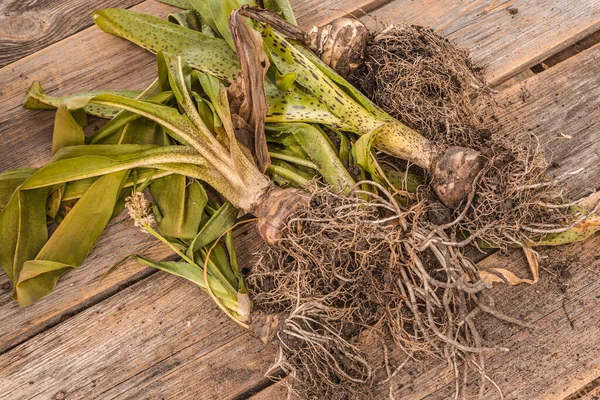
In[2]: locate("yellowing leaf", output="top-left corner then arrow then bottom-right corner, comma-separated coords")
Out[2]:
478,248 -> 539,286
15,171 -> 129,306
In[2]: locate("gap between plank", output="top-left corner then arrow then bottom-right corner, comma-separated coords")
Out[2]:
0,0 -> 150,70
96,324 -> 248,399
531,29 -> 600,74
244,33 -> 600,400
565,376 -> 600,400
346,0 -> 396,18
231,371 -> 287,400
3,1 -> 598,397
0,0 -> 397,359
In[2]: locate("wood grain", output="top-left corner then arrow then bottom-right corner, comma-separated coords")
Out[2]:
364,42 -> 600,400
248,381 -> 288,399
0,212 -> 164,353
1,0 -> 600,398
0,0 -> 146,68
0,0 -> 389,69
247,40 -> 600,400
0,0 -> 384,356
581,385 -> 600,400
388,233 -> 600,400
0,263 -> 277,400
365,0 -> 600,85
291,0 -> 390,27
495,42 -> 600,198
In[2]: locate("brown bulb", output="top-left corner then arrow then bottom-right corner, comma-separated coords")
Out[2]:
306,18 -> 368,78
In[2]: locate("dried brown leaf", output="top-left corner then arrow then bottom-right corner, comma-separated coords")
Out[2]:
229,10 -> 271,172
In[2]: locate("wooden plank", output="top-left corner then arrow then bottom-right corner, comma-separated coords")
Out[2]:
0,1 -> 177,355
0,0 -> 600,398
0,0 -> 384,355
0,0 -> 174,172
495,42 -> 600,199
0,264 -> 277,400
0,0 -> 146,68
389,234 -> 600,400
248,381 -> 288,400
379,43 -> 600,399
248,38 -> 600,400
365,0 -> 600,85
0,0 -> 380,69
291,0 -> 390,27
0,213 -> 164,353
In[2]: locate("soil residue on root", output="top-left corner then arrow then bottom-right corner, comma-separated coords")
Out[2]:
352,24 -> 584,249
352,24 -> 492,148
247,185 -> 525,399
248,21 -> 592,400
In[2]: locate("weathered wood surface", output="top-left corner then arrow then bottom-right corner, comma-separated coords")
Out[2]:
249,381 -> 288,399
0,259 -> 277,400
0,0 -> 388,69
0,0 -> 386,356
0,213 -> 161,353
581,385 -> 600,400
0,0 -> 146,68
365,0 -> 600,85
252,40 -> 600,399
496,42 -> 600,199
388,233 -> 600,399
1,0 -> 600,398
291,0 -> 390,27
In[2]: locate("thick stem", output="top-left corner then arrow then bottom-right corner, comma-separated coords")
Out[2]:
373,121 -> 437,170
374,122 -> 484,208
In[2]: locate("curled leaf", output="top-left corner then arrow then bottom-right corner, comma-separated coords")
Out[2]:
477,247 -> 539,286
229,9 -> 271,172
14,171 -> 129,306
23,81 -> 141,118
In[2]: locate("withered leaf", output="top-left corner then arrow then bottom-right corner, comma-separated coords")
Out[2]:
228,10 -> 271,173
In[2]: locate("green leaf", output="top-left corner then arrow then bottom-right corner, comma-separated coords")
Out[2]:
352,132 -> 379,179
0,187 -> 50,285
21,145 -> 203,190
89,94 -> 216,152
263,0 -> 297,24
168,9 -> 202,31
93,9 -> 240,81
532,211 -> 600,246
157,0 -> 192,9
186,0 -> 217,32
15,171 -> 129,306
46,185 -> 66,220
187,202 -> 238,256
268,162 -> 311,187
293,44 -> 390,121
275,71 -> 297,91
88,90 -> 173,145
0,168 -> 36,211
383,168 -> 424,194
52,105 -> 85,155
256,23 -> 381,134
91,8 -> 348,129
151,175 -> 208,239
23,81 -> 141,119
129,254 -> 239,310
206,0 -> 256,50
117,117 -> 171,146
270,123 -> 355,193
198,241 -> 237,290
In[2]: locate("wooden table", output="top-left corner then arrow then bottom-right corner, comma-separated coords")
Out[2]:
1,1 -> 599,398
